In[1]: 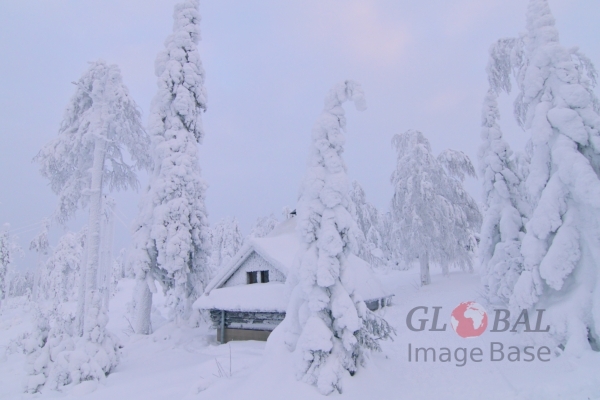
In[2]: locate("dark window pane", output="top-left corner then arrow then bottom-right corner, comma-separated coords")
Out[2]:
261,270 -> 269,283
247,271 -> 258,284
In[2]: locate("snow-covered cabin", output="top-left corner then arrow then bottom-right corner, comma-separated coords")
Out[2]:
194,217 -> 392,343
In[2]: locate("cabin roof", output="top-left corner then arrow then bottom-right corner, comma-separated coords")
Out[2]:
203,217 -> 300,293
200,217 -> 390,311
194,282 -> 288,313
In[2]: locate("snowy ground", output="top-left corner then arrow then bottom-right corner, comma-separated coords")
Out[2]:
1,270 -> 599,400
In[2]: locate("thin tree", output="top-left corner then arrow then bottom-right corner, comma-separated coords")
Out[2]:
348,181 -> 387,268
478,36 -> 531,305
131,0 -> 210,334
29,218 -> 51,301
36,231 -> 84,306
249,213 -> 279,238
33,60 -> 149,386
210,216 -> 243,271
29,218 -> 51,256
478,88 -> 528,305
284,81 -> 394,395
389,130 -> 481,285
0,224 -> 21,305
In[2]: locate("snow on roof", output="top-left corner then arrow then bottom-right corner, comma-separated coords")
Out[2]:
342,255 -> 390,302
250,217 -> 301,275
203,217 -> 390,302
194,283 -> 288,313
204,244 -> 254,293
203,218 -> 300,293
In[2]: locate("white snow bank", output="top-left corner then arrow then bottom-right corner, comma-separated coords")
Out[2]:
194,283 -> 288,312
2,271 -> 600,399
341,255 -> 391,302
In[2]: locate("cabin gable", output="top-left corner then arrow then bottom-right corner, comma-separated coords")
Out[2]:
222,251 -> 285,288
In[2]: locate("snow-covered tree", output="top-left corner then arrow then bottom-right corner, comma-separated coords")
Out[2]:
29,218 -> 50,256
0,225 -> 11,303
98,197 -> 115,310
478,89 -> 528,305
131,0 -> 210,334
478,36 -> 532,305
112,248 -> 129,287
282,206 -> 295,220
30,218 -> 51,301
6,269 -> 34,298
284,81 -> 393,395
210,216 -> 243,271
506,0 -> 600,354
36,231 -> 84,306
0,224 -> 21,304
32,60 -> 149,387
249,213 -> 279,238
25,228 -> 91,393
389,130 -> 481,285
348,181 -> 388,268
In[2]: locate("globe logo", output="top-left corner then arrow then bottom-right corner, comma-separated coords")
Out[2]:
450,301 -> 488,338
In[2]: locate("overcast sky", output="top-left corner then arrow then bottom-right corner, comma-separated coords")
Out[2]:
1,0 -> 598,269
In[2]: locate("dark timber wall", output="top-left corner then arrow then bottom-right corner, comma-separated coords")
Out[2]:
216,328 -> 271,343
210,309 -> 286,343
209,310 -> 286,331
208,296 -> 393,343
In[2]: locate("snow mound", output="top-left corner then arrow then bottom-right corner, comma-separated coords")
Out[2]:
194,283 -> 288,312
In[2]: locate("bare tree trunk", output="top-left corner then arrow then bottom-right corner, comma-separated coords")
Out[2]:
32,256 -> 41,302
99,198 -> 115,312
83,136 -> 107,338
133,277 -> 153,334
442,262 -> 449,276
420,251 -> 431,286
76,232 -> 88,336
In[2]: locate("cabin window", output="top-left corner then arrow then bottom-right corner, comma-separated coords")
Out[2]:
261,270 -> 269,283
247,270 -> 270,284
247,271 -> 258,284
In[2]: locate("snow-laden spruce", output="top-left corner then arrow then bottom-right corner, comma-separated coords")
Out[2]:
503,0 -> 600,354
25,227 -> 86,391
210,216 -> 243,273
0,224 -> 21,305
29,218 -> 51,301
31,60 -> 149,390
131,0 -> 210,334
29,218 -> 51,257
284,81 -> 394,395
479,88 -> 528,306
478,37 -> 530,305
249,213 -> 279,238
113,248 -> 132,285
0,225 -> 10,303
4,269 -> 34,299
35,230 -> 85,307
348,181 -> 388,269
389,130 -> 481,285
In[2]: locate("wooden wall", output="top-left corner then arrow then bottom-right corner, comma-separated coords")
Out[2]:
216,328 -> 272,343
222,251 -> 285,287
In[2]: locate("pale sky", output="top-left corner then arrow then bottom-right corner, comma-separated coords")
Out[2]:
1,0 -> 598,269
